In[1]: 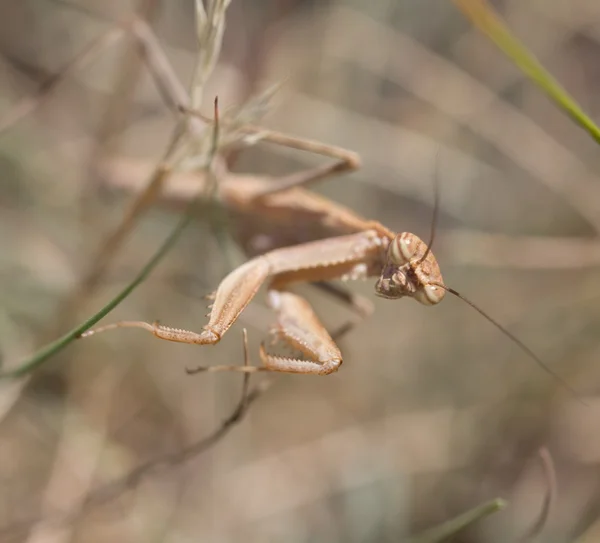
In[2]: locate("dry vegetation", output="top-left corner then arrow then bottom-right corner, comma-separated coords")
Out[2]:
2,0 -> 600,541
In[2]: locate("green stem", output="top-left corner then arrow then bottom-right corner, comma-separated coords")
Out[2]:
411,498 -> 507,543
0,203 -> 196,379
454,0 -> 600,145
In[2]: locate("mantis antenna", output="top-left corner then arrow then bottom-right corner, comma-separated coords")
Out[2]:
417,147 -> 440,265
432,281 -> 584,402
420,148 -> 583,402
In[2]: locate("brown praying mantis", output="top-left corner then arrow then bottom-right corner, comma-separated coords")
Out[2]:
83,108 -> 579,398
32,12 -> 575,396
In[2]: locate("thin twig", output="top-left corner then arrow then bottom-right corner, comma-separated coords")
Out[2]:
75,329 -> 267,514
0,331 -> 271,538
130,18 -> 197,120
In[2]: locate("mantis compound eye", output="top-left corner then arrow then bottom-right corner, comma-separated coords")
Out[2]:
423,283 -> 445,305
410,281 -> 445,306
390,233 -> 418,264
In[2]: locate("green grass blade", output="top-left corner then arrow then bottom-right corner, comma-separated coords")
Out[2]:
0,205 -> 196,379
411,498 -> 507,543
453,0 -> 600,145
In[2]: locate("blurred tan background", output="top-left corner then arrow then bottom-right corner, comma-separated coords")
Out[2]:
2,1 -> 600,541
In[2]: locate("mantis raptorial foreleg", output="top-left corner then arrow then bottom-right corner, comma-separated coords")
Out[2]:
81,256 -> 270,345
191,289 -> 343,375
82,230 -> 386,373
263,289 -> 342,374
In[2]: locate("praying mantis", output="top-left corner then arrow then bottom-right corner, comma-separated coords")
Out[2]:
21,9 -> 572,395
87,154 -> 440,376
85,109 -> 578,397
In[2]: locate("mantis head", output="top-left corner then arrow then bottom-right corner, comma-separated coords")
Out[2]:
375,232 -> 445,305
